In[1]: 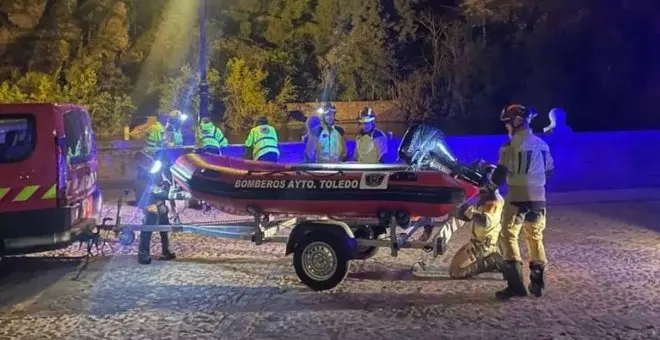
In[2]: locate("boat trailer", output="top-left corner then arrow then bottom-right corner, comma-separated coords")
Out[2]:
85,194 -> 463,291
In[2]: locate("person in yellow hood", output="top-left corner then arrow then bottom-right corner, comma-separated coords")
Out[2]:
145,113 -> 169,150
198,117 -> 228,154
304,102 -> 347,163
244,116 -> 280,162
353,107 -> 388,163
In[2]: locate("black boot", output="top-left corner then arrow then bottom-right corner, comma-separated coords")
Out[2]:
138,231 -> 153,265
528,262 -> 545,297
495,261 -> 528,300
138,251 -> 152,265
159,232 -> 176,261
491,254 -> 507,281
159,251 -> 176,261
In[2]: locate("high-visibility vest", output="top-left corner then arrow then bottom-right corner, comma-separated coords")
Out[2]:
145,122 -> 165,148
165,129 -> 183,147
199,125 -> 228,148
355,128 -> 388,163
245,125 -> 279,159
308,125 -> 346,163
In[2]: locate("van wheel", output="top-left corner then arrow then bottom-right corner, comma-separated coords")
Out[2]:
293,231 -> 350,291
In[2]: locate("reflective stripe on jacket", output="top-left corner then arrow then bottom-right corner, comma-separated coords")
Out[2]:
305,124 -> 347,163
199,126 -> 228,148
146,122 -> 165,148
165,127 -> 183,147
355,128 -> 388,163
245,125 -> 279,160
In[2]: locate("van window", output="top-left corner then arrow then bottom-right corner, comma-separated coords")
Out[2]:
63,109 -> 95,164
0,115 -> 36,163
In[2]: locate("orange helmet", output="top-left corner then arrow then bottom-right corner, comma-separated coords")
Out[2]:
500,104 -> 537,122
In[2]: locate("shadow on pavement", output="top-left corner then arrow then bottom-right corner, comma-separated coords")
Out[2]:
0,256 -> 84,309
348,269 -> 503,282
175,257 -> 286,266
85,283 -> 499,317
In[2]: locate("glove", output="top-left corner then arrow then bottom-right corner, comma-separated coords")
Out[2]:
452,204 -> 475,221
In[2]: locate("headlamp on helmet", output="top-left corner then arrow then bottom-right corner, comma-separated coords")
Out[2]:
316,102 -> 337,115
500,104 -> 537,123
168,110 -> 188,122
357,107 -> 376,123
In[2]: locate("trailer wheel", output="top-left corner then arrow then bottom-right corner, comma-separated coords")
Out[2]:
293,231 -> 350,291
118,230 -> 136,246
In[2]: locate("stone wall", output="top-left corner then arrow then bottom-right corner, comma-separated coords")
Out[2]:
98,130 -> 660,193
125,100 -> 404,140
98,141 -> 141,184
285,100 -> 403,122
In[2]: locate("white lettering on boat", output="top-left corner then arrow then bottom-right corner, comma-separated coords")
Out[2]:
438,217 -> 463,243
233,179 -> 361,190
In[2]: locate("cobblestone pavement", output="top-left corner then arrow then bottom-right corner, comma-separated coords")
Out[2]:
0,200 -> 659,340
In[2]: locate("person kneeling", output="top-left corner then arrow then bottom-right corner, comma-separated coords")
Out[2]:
448,163 -> 507,279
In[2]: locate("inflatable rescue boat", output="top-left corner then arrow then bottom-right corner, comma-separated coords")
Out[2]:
170,152 -> 479,218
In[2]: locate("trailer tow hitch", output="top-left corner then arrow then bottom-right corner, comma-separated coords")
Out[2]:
72,217 -> 115,281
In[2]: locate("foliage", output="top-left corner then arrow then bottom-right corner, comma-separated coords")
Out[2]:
390,70 -> 433,122
0,66 -> 134,139
222,57 -> 297,131
88,92 -> 134,139
0,0 -> 659,134
154,63 -> 222,121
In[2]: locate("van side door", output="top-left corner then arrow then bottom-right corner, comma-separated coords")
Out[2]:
0,109 -> 58,213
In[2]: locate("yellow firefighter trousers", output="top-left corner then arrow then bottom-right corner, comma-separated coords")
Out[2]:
449,218 -> 502,279
500,202 -> 547,265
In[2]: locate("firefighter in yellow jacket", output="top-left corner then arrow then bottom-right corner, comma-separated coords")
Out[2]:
244,116 -> 280,162
145,113 -> 169,149
198,117 -> 228,154
449,162 -> 507,279
305,102 -> 348,163
496,104 -> 554,300
354,107 -> 388,163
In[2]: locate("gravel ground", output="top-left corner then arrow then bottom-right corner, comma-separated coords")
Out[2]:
0,200 -> 659,340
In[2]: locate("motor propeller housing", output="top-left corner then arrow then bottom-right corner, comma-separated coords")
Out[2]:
398,123 -> 495,187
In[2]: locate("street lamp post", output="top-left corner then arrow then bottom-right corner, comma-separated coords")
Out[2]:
198,0 -> 209,120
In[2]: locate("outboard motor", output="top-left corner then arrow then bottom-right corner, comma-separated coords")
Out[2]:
398,123 -> 491,186
399,124 -> 458,171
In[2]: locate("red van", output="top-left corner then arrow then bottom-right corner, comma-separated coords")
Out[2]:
0,103 -> 102,255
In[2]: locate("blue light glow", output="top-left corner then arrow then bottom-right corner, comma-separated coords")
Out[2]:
149,160 -> 162,174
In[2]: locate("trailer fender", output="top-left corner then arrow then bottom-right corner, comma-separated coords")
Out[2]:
285,220 -> 356,256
